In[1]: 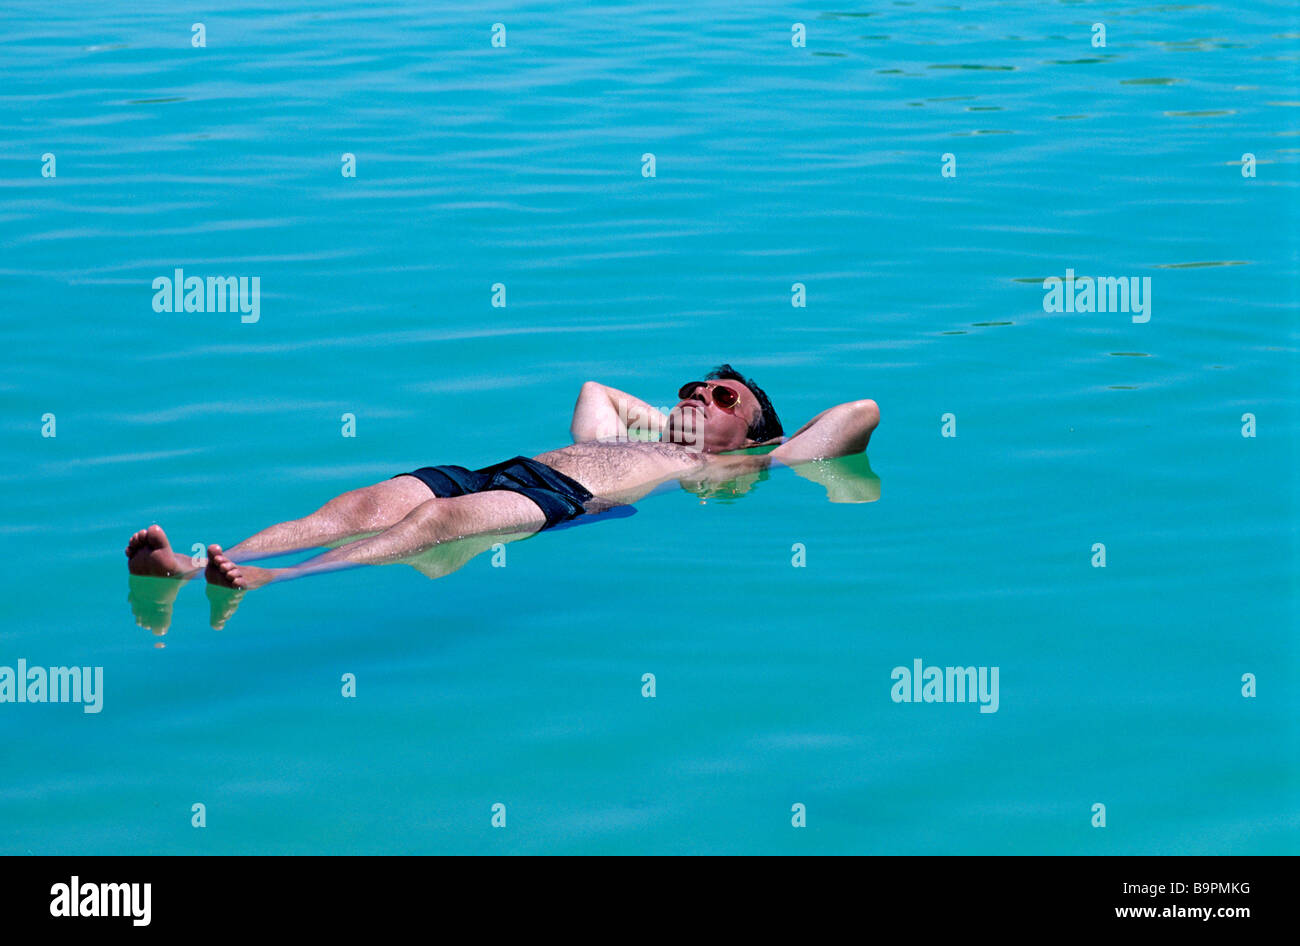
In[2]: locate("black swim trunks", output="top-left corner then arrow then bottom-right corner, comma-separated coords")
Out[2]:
396,455 -> 594,530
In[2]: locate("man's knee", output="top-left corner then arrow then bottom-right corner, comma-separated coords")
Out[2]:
384,498 -> 450,544
326,479 -> 429,529
319,487 -> 375,524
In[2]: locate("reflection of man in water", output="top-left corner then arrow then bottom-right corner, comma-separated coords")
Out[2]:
126,365 -> 879,623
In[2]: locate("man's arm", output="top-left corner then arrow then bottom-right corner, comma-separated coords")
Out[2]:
769,399 -> 879,464
570,381 -> 666,442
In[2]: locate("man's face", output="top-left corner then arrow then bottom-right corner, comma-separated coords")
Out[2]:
664,379 -> 760,452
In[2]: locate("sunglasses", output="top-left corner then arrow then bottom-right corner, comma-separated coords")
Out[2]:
678,381 -> 741,410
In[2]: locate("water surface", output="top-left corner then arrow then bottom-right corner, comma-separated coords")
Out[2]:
1,0 -> 1296,854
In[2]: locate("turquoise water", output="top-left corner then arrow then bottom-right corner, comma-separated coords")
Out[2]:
2,0 -> 1297,854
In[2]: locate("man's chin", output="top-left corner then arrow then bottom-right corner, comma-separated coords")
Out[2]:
664,413 -> 699,445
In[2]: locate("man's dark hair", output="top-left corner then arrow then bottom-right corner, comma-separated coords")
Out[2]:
706,363 -> 783,443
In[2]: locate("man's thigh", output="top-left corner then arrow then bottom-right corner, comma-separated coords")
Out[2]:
413,489 -> 548,539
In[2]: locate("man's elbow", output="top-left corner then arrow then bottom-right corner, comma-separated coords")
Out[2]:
572,382 -> 623,442
846,399 -> 879,450
849,399 -> 880,431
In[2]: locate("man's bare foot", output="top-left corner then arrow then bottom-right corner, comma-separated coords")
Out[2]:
125,525 -> 202,578
205,545 -> 274,590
